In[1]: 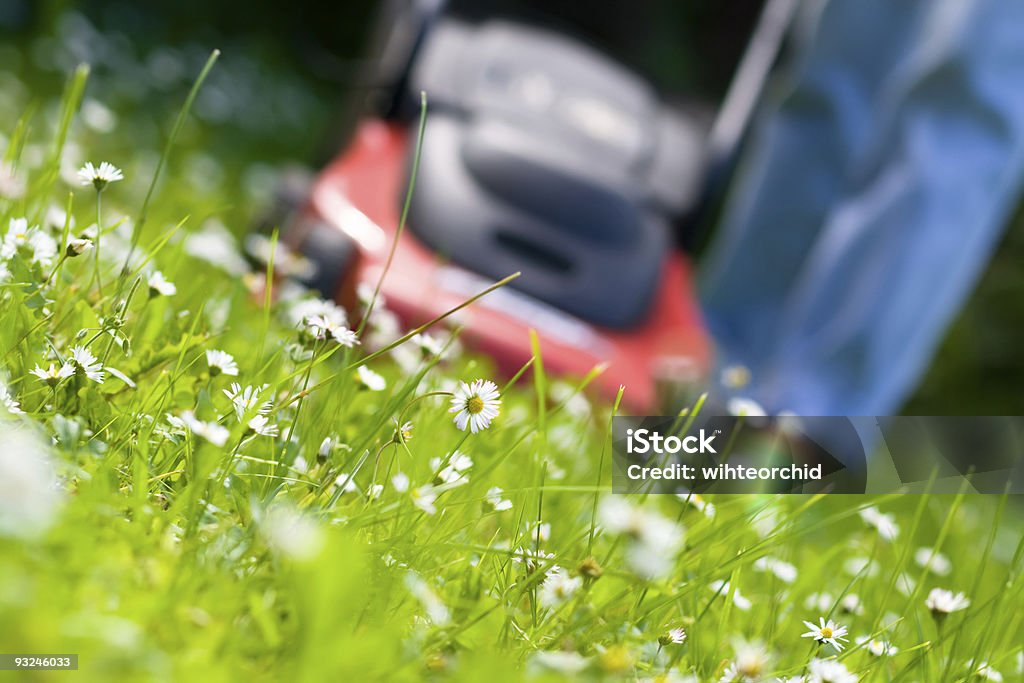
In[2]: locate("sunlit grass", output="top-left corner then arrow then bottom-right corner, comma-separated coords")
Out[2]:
0,50 -> 1022,683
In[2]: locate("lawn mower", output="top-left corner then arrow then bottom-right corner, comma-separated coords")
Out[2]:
276,0 -> 795,412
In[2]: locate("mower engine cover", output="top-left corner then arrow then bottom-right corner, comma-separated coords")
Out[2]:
404,20 -> 707,328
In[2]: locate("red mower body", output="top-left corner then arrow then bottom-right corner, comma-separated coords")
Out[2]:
288,119 -> 712,412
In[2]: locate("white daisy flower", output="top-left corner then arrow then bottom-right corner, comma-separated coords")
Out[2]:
289,297 -> 347,330
843,556 -> 880,578
356,281 -> 381,308
719,641 -> 769,682
858,506 -> 899,541
28,229 -> 58,267
801,617 -> 849,652
147,270 -> 177,297
391,472 -> 410,493
0,162 -> 25,199
223,383 -> 272,420
485,486 -> 513,511
807,658 -> 857,683
914,547 -> 952,576
550,381 -> 591,419
247,415 -> 279,437
429,451 -> 473,486
29,232 -> 57,270
776,677 -> 806,683
430,452 -> 473,487
447,451 -> 474,471
411,332 -> 446,358
81,100 -> 117,133
1,383 -> 24,414
65,237 -> 93,257
78,161 -> 124,191
44,205 -> 75,232
0,425 -> 64,538
334,473 -> 358,494
677,491 -> 716,517
710,580 -> 752,611
598,497 -> 684,580
307,314 -> 359,347
727,396 -> 767,418
30,362 -> 74,386
449,379 -> 501,433
184,220 -> 249,276
356,365 -> 386,391
894,572 -> 918,597
330,324 -> 359,348
163,414 -> 189,437
718,664 -> 745,682
856,636 -> 897,657
365,308 -> 401,351
3,219 -> 57,267
529,651 -> 589,675
720,364 -> 752,389
259,505 -> 324,561
532,522 -> 551,543
658,627 -> 687,646
304,314 -> 357,347
753,556 -> 798,584
412,486 -> 438,515
69,345 -> 105,383
512,546 -> 558,577
405,572 -> 450,625
804,593 -> 835,612
925,588 -> 970,615
1,217 -> 31,259
393,419 -> 414,444
539,570 -> 582,608
367,484 -> 384,500
179,411 -> 230,447
839,593 -> 864,615
206,349 -> 239,377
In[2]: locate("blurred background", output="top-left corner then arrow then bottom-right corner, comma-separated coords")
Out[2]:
2,0 -> 1022,414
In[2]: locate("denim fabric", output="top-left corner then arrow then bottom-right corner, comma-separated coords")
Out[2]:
700,0 -> 1024,415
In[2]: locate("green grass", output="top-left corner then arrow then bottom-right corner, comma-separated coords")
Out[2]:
1,44 -> 1023,683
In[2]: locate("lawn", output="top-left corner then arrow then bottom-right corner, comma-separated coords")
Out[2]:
1,16 -> 1023,683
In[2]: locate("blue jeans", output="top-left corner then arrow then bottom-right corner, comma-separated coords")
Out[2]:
700,0 -> 1024,415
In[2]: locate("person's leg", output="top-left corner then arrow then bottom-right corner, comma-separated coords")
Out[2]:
700,0 -> 1024,415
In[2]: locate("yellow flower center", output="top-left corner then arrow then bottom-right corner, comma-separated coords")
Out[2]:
16,233 -> 26,240
740,661 -> 764,676
821,627 -> 833,638
467,396 -> 485,414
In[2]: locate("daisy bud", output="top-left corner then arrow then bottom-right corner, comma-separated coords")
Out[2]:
317,437 -> 333,465
66,237 -> 94,258
658,627 -> 687,647
147,271 -> 177,298
576,557 -> 603,581
392,419 -> 414,444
